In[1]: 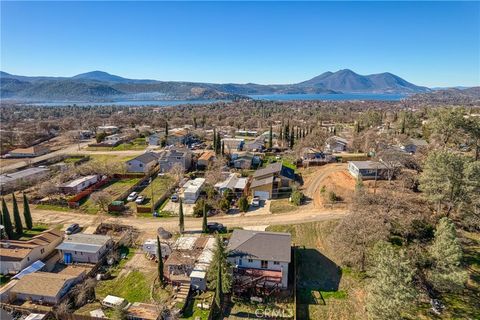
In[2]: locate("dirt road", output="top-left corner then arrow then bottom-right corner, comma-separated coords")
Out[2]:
0,140 -> 93,173
31,205 -> 346,238
302,163 -> 351,207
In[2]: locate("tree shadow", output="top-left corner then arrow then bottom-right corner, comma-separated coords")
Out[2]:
295,247 -> 342,320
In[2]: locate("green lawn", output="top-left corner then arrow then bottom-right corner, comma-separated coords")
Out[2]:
181,292 -> 213,319
36,203 -> 72,212
269,199 -> 297,214
137,176 -> 174,208
267,221 -> 366,320
15,224 -> 50,240
80,178 -> 141,214
112,138 -> 148,151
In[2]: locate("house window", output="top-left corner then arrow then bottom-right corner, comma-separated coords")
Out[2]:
40,248 -> 45,254
274,261 -> 280,265
261,260 -> 268,269
238,259 -> 243,266
139,164 -> 143,167
248,259 -> 253,263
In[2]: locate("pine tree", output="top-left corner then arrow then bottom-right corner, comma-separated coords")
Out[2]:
427,217 -> 467,292
193,116 -> 197,129
289,128 -> 294,149
157,236 -> 164,286
179,198 -> 184,233
268,125 -> 273,149
366,241 -> 416,320
165,121 -> 169,137
207,236 -> 232,293
216,133 -> 221,155
23,193 -> 33,230
213,128 -> 217,151
202,203 -> 208,233
2,198 -> 14,239
12,193 -> 23,237
201,114 -> 206,127
215,259 -> 223,312
221,141 -> 225,156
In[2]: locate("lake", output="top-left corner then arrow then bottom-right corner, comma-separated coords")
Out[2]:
249,93 -> 406,101
22,93 -> 406,107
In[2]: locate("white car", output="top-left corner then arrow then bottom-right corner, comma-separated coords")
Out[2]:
127,192 -> 138,201
135,195 -> 145,204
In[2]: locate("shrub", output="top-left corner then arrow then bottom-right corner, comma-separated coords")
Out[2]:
290,190 -> 304,206
238,196 -> 249,212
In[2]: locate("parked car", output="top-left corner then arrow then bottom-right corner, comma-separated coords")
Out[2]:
207,222 -> 226,233
127,192 -> 138,201
65,223 -> 80,235
171,194 -> 179,202
251,196 -> 261,207
135,195 -> 145,204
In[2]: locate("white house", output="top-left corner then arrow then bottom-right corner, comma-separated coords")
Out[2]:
56,233 -> 113,264
0,167 -> 50,194
325,136 -> 348,153
142,239 -> 172,259
183,178 -> 206,204
126,152 -> 159,173
227,230 -> 291,289
58,175 -> 100,194
103,134 -> 124,146
157,148 -> 192,173
0,229 -> 64,275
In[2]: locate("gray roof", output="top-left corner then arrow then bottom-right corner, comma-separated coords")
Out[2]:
228,230 -> 291,263
129,152 -> 159,164
349,161 -> 387,170
0,167 -> 49,185
60,175 -> 97,188
253,162 -> 282,178
56,233 -> 111,254
250,176 -> 274,188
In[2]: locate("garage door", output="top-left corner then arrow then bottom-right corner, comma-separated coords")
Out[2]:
254,191 -> 270,200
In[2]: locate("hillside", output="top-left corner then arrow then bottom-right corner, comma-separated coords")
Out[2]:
408,87 -> 480,104
0,69 -> 430,102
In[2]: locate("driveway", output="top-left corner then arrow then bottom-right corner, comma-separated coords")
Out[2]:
162,199 -> 195,216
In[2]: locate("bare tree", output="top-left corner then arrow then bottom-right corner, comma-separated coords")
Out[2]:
91,191 -> 112,212
167,163 -> 185,184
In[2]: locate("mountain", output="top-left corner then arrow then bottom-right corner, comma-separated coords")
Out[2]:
298,69 -> 429,93
408,86 -> 480,104
0,69 -> 430,102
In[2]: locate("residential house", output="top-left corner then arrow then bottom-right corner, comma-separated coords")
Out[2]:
0,167 -> 50,194
103,134 -> 124,146
56,233 -> 113,264
399,138 -> 428,154
7,145 -> 50,158
325,136 -> 348,153
231,153 -> 260,169
97,125 -> 119,134
58,175 -> 100,194
0,229 -> 63,275
183,178 -> 206,204
148,132 -> 165,146
126,152 -> 159,173
237,130 -> 258,137
250,162 -> 296,200
167,128 -> 193,146
164,236 -> 215,290
244,136 -> 265,152
157,148 -> 192,173
348,161 -> 390,180
214,173 -> 247,197
197,150 -> 216,168
301,147 -> 323,160
222,138 -> 244,153
227,230 -> 291,290
10,268 -> 86,305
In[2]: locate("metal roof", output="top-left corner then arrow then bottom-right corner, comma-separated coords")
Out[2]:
0,167 -> 49,185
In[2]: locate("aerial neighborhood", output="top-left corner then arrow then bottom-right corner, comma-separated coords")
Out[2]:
0,97 -> 479,320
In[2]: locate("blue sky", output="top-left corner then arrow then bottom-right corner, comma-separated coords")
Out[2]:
1,1 -> 479,87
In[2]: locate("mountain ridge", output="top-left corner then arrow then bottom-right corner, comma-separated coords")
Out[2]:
0,69 -> 431,102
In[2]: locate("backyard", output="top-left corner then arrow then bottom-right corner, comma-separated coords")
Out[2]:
80,178 -> 142,214
267,220 -> 367,320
